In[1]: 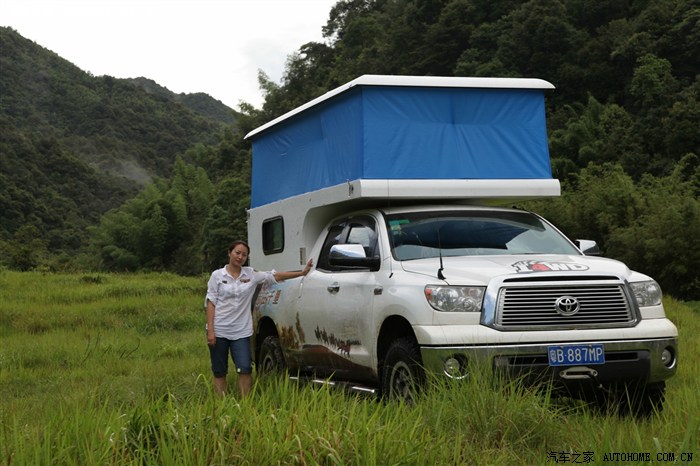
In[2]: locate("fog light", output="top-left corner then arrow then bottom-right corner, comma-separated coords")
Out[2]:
444,356 -> 469,379
661,347 -> 675,368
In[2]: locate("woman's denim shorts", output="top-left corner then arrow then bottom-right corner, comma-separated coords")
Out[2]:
209,336 -> 252,377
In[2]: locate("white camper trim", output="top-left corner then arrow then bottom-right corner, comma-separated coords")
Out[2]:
246,178 -> 561,271
244,75 -> 555,140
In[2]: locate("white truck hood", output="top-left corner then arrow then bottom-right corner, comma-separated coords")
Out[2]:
400,254 -> 635,285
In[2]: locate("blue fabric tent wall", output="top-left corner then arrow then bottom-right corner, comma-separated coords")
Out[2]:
250,85 -> 552,208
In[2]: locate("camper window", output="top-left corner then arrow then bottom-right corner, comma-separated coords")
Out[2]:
262,217 -> 284,255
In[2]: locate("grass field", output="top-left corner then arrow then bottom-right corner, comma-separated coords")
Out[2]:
0,271 -> 697,465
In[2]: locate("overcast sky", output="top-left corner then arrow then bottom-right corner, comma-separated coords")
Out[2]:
1,0 -> 337,109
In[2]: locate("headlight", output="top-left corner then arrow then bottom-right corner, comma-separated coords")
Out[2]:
630,280 -> 663,307
425,286 -> 485,312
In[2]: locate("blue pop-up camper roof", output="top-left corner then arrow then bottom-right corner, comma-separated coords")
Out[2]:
245,75 -> 555,208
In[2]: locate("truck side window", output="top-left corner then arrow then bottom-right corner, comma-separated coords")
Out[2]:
346,221 -> 378,258
317,224 -> 345,271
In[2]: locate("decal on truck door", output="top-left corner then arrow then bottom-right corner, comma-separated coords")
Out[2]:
279,313 -> 305,350
314,326 -> 361,358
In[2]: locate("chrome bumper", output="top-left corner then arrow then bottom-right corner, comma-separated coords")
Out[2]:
421,337 -> 677,385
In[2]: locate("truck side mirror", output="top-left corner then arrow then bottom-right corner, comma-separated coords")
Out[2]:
329,244 -> 381,270
576,239 -> 600,256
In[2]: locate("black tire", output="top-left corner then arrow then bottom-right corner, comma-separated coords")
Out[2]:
381,337 -> 425,403
258,336 -> 286,375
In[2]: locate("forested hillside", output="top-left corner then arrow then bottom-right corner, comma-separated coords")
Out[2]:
125,77 -> 237,125
1,1 -> 698,298
0,26 -> 238,269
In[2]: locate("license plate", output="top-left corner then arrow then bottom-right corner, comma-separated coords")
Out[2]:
548,344 -> 605,366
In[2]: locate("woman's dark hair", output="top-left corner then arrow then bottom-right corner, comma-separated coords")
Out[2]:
228,240 -> 250,254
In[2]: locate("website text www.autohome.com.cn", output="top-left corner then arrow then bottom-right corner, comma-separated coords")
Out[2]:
547,451 -> 695,463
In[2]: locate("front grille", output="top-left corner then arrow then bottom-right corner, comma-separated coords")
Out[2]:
495,284 -> 638,330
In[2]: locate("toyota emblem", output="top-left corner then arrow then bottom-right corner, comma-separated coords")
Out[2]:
555,296 -> 580,316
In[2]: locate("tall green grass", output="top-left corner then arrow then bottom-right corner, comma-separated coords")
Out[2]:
1,271 -> 697,465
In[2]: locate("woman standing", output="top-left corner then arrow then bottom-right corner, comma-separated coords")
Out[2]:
205,240 -> 312,397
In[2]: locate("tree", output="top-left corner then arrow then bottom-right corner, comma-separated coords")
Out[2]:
630,53 -> 678,109
549,95 -> 643,178
88,158 -> 215,273
202,177 -> 250,271
662,78 -> 700,159
3,224 -> 49,271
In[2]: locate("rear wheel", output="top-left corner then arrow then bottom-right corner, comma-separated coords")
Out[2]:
258,336 -> 285,375
381,337 -> 425,403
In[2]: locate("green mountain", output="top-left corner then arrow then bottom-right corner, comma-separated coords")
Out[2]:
125,77 -> 237,125
0,26 -> 236,263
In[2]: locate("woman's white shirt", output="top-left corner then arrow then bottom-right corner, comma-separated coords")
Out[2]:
206,266 -> 276,340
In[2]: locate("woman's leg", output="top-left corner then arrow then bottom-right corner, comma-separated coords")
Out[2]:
238,373 -> 252,397
213,375 -> 227,396
209,337 -> 230,396
231,337 -> 254,397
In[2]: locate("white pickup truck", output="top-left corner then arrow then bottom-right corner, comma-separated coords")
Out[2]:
244,75 -> 678,413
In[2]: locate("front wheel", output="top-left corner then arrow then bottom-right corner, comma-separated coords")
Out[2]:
381,337 -> 425,403
258,335 -> 286,375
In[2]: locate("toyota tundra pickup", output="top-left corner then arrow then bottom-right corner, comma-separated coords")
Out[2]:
243,75 -> 678,413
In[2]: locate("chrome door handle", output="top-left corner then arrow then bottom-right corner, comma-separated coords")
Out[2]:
327,283 -> 340,294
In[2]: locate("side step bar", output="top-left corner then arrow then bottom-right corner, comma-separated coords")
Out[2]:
289,375 -> 378,396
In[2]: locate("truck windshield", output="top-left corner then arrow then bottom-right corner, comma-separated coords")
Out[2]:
385,210 -> 581,260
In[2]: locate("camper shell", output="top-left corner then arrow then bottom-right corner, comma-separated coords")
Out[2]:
246,75 -> 559,271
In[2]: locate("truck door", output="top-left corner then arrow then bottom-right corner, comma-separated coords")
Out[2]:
293,223 -> 345,374
317,216 -> 380,382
